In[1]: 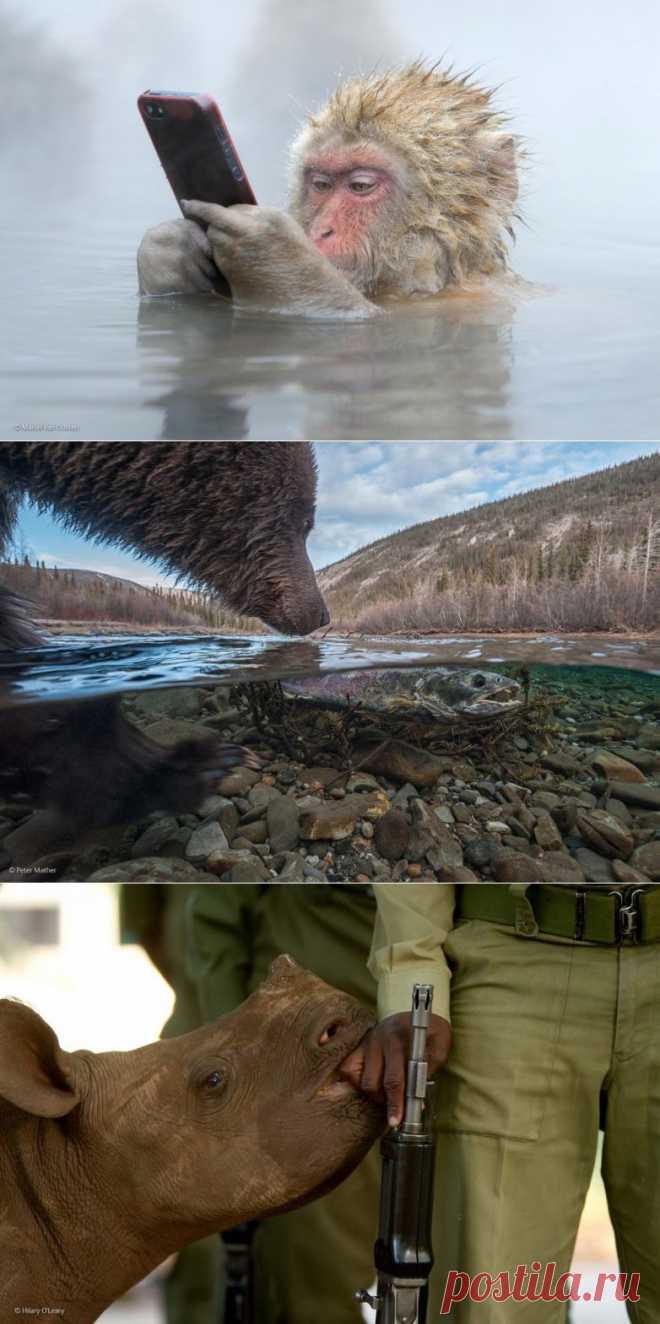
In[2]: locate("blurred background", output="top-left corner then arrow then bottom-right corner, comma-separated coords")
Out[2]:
3,0 -> 659,438
0,882 -> 629,1321
4,0 -> 660,262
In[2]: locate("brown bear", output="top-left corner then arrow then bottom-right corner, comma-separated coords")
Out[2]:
0,442 -> 328,866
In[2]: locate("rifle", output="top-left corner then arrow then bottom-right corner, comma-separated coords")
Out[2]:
220,1219 -> 257,1323
356,984 -> 436,1324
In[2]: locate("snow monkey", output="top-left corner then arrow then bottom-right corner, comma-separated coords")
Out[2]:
0,442 -> 328,864
138,63 -> 521,316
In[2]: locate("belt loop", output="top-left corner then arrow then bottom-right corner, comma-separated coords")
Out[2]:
508,884 -> 540,938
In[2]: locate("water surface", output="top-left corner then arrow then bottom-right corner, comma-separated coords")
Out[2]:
2,632 -> 658,707
4,204 -> 659,441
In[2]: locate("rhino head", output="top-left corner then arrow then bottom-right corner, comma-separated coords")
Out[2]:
0,956 -> 382,1322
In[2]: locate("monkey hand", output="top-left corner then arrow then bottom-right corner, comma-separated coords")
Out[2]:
137,218 -> 220,295
181,201 -> 375,317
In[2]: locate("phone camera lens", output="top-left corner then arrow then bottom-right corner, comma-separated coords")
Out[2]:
146,104 -> 155,115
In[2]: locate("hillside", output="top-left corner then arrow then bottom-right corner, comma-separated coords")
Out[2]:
319,453 -> 660,633
0,559 -> 260,632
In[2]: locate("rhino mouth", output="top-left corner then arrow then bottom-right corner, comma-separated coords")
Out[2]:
313,1016 -> 376,1103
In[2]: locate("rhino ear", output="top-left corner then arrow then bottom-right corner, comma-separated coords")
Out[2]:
0,1000 -> 80,1117
268,954 -> 300,981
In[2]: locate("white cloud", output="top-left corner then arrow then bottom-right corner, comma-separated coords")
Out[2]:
309,441 -> 660,568
17,442 -> 660,581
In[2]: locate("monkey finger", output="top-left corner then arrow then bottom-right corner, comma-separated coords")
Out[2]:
195,251 -> 220,280
184,220 -> 214,259
205,226 -> 236,252
181,255 -> 217,293
182,200 -> 245,234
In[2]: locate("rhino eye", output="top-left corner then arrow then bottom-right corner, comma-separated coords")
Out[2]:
205,1070 -> 225,1090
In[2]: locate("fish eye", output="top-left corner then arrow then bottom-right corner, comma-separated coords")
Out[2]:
473,674 -> 486,687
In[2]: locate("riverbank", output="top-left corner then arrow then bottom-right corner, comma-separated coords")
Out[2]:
33,619 -> 255,636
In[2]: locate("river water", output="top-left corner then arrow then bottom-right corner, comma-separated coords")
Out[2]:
4,202 -> 660,442
2,633 -> 658,706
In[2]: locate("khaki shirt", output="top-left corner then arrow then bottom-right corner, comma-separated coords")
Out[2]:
368,885 -> 455,1022
369,883 -> 656,1022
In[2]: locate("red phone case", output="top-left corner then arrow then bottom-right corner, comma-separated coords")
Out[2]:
138,90 -> 257,211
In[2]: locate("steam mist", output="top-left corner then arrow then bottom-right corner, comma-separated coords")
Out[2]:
224,0 -> 407,204
0,6 -> 92,199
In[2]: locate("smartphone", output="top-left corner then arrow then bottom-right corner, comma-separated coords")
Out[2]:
138,90 -> 256,211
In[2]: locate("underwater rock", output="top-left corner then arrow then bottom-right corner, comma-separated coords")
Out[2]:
226,858 -> 271,882
610,859 -> 652,882
299,791 -> 389,841
592,781 -> 660,810
373,809 -> 410,862
592,750 -> 646,783
217,768 -> 261,797
88,857 -> 217,881
353,739 -> 447,787
267,796 -> 301,853
576,809 -> 634,860
130,817 -> 189,859
206,848 -> 263,878
407,799 -> 463,874
574,848 -> 616,882
629,841 -> 660,880
237,820 -> 268,845
185,820 -> 230,864
533,811 -> 564,851
130,688 -> 204,721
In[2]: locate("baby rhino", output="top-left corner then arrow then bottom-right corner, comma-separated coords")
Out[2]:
0,956 -> 382,1322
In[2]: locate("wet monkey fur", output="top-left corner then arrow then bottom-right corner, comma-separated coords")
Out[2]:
138,62 -> 522,315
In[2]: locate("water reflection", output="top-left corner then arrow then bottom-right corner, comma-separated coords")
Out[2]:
4,210 -> 659,439
2,632 -> 658,708
134,292 -> 517,441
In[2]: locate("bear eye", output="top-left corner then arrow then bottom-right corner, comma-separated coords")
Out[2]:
205,1070 -> 225,1090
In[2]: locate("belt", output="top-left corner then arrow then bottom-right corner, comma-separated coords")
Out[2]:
456,884 -> 660,945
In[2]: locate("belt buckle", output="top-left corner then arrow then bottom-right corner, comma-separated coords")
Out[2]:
610,888 -> 644,943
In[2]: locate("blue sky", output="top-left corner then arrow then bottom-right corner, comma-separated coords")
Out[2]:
11,441 -> 659,587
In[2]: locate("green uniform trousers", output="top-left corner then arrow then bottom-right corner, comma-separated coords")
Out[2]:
187,884 -> 380,1324
187,888 -> 660,1324
430,918 -> 660,1323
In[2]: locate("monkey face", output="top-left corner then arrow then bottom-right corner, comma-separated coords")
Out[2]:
288,65 -> 521,298
297,143 -> 406,291
302,149 -> 397,252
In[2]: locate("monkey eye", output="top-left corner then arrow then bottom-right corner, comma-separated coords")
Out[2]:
303,517 -> 313,535
348,174 -> 379,195
310,174 -> 333,192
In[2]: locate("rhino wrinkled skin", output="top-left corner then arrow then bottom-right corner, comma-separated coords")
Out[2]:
0,956 -> 382,1322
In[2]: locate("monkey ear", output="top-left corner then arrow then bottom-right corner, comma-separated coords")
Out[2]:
479,132 -> 519,208
0,1000 -> 80,1117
